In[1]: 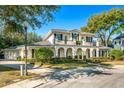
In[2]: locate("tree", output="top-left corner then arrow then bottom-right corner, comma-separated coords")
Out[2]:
27,32 -> 42,44
0,5 -> 60,33
0,5 -> 59,58
35,48 -> 54,66
0,31 -> 42,58
81,8 -> 124,46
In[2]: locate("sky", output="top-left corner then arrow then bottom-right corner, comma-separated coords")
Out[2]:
33,5 -> 124,37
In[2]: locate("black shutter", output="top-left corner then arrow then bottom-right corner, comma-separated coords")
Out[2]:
91,37 -> 92,42
72,33 -> 73,40
61,34 -> 63,40
54,34 -> 56,38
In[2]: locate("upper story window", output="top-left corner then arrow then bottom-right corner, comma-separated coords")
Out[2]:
54,33 -> 63,41
72,33 -> 79,40
86,37 -> 93,42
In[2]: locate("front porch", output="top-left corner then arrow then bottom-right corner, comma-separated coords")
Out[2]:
54,46 -> 109,59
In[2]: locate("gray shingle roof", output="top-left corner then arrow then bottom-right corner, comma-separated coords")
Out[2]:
114,34 -> 124,40
32,41 -> 52,46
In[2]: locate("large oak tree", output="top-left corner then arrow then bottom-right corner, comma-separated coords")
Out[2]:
81,8 -> 124,46
0,5 -> 60,33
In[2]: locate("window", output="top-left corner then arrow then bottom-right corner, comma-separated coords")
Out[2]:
115,41 -> 116,45
86,37 -> 93,42
72,33 -> 79,40
55,34 -> 63,40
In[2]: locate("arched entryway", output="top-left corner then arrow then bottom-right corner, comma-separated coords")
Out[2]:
58,48 -> 64,58
66,48 -> 72,58
86,49 -> 90,58
92,49 -> 96,57
76,48 -> 83,59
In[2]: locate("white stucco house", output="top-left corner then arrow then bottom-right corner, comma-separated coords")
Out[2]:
113,34 -> 124,51
4,29 -> 110,60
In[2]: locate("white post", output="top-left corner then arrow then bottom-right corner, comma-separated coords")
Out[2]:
20,64 -> 24,76
72,48 -> 76,58
96,49 -> 99,57
55,48 -> 58,57
64,48 -> 66,58
90,49 -> 93,58
96,41 -> 99,46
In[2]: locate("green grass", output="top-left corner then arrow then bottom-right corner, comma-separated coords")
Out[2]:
0,65 -> 37,87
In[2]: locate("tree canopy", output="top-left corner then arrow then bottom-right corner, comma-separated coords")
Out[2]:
0,5 -> 60,55
0,31 -> 42,51
81,8 -> 124,46
0,6 -> 60,33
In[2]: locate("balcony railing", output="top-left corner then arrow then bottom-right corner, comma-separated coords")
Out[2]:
54,40 -> 96,46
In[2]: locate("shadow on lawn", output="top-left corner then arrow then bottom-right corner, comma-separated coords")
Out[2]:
32,62 -> 113,84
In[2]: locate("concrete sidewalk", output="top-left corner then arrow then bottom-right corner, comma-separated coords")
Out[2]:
3,77 -> 46,88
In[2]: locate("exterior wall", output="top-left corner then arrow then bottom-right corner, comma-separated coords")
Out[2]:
47,34 -> 54,44
4,50 -> 20,60
4,47 -> 33,60
120,38 -> 124,51
45,30 -> 96,46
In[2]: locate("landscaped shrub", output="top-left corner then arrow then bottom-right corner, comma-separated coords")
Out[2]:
17,56 -> 22,61
35,47 -> 54,66
109,49 -> 124,60
88,57 -> 112,63
74,55 -> 78,59
50,57 -> 85,64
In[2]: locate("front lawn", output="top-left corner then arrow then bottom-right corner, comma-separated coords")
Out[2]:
0,65 -> 37,87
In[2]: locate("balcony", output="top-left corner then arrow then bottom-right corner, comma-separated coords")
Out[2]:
54,40 -> 95,46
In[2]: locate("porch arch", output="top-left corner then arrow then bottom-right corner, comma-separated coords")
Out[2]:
58,48 -> 64,58
66,48 -> 72,58
76,48 -> 83,59
86,48 -> 90,58
92,49 -> 96,57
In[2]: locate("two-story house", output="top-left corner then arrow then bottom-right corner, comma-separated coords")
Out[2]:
4,29 -> 110,60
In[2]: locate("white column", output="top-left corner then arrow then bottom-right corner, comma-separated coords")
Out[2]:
55,48 -> 58,57
82,37 -> 86,45
64,48 -> 66,58
90,49 -> 93,58
99,50 -> 102,57
96,41 -> 99,46
96,49 -> 99,57
72,48 -> 76,58
21,49 -> 24,58
27,48 -> 32,59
